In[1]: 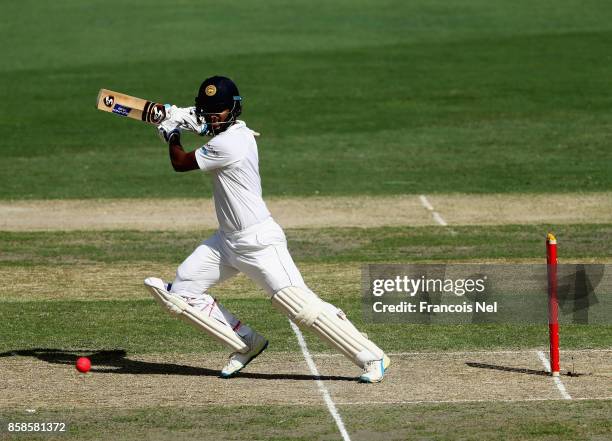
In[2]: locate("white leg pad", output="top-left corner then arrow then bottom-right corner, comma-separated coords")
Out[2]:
272,286 -> 384,368
144,277 -> 248,353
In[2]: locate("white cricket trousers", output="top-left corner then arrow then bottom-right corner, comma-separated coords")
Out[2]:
169,217 -> 319,340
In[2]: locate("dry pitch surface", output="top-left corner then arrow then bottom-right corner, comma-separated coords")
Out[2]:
0,350 -> 610,410
1,193 -> 611,230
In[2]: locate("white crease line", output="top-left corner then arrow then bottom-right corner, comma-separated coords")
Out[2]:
336,396 -> 610,406
419,195 -> 435,211
419,195 -> 455,232
289,321 -> 352,441
432,212 -> 448,226
537,351 -> 572,400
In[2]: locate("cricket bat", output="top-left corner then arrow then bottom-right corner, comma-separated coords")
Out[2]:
96,88 -> 261,136
96,89 -> 168,125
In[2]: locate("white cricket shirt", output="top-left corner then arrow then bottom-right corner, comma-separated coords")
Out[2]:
194,120 -> 271,232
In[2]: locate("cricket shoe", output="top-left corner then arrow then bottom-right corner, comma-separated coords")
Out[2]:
359,355 -> 391,383
220,332 -> 268,378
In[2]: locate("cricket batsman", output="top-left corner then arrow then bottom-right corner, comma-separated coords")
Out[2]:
144,76 -> 390,382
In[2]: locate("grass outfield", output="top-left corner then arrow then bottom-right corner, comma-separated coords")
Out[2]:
1,225 -> 610,354
2,0 -> 612,198
2,224 -> 611,266
1,401 -> 611,441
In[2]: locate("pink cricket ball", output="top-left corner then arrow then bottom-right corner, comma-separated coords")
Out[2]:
76,357 -> 91,373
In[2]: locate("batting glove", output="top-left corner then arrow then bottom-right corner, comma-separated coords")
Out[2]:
157,119 -> 181,145
165,105 -> 209,136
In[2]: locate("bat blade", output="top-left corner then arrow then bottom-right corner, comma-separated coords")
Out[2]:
96,89 -> 167,124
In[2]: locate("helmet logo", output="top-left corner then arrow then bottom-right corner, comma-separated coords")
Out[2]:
205,85 -> 217,96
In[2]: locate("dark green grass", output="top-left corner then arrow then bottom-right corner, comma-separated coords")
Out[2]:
343,400 -> 612,441
1,0 -> 612,198
1,224 -> 610,266
0,406 -> 336,441
0,298 -> 609,355
1,401 -> 610,441
0,299 -> 297,355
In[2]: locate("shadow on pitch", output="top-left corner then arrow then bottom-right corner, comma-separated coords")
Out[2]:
466,361 -> 585,377
0,348 -> 355,381
466,361 -> 551,377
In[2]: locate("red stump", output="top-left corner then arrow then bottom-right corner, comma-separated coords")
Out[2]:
546,233 -> 560,376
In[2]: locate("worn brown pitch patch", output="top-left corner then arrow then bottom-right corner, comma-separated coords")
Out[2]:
2,193 -> 609,231
1,350 -> 609,411
0,263 -> 172,302
428,193 -> 612,226
0,352 -> 324,410
556,350 -> 612,399
0,197 -> 430,231
313,350 -> 612,404
0,263 -> 359,302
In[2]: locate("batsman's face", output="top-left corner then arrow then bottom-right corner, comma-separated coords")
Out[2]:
201,109 -> 230,130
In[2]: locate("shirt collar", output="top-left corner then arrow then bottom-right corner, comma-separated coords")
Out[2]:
226,120 -> 246,132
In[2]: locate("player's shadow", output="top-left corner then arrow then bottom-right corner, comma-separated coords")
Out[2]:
466,361 -> 550,376
466,361 -> 584,377
0,348 -> 354,381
